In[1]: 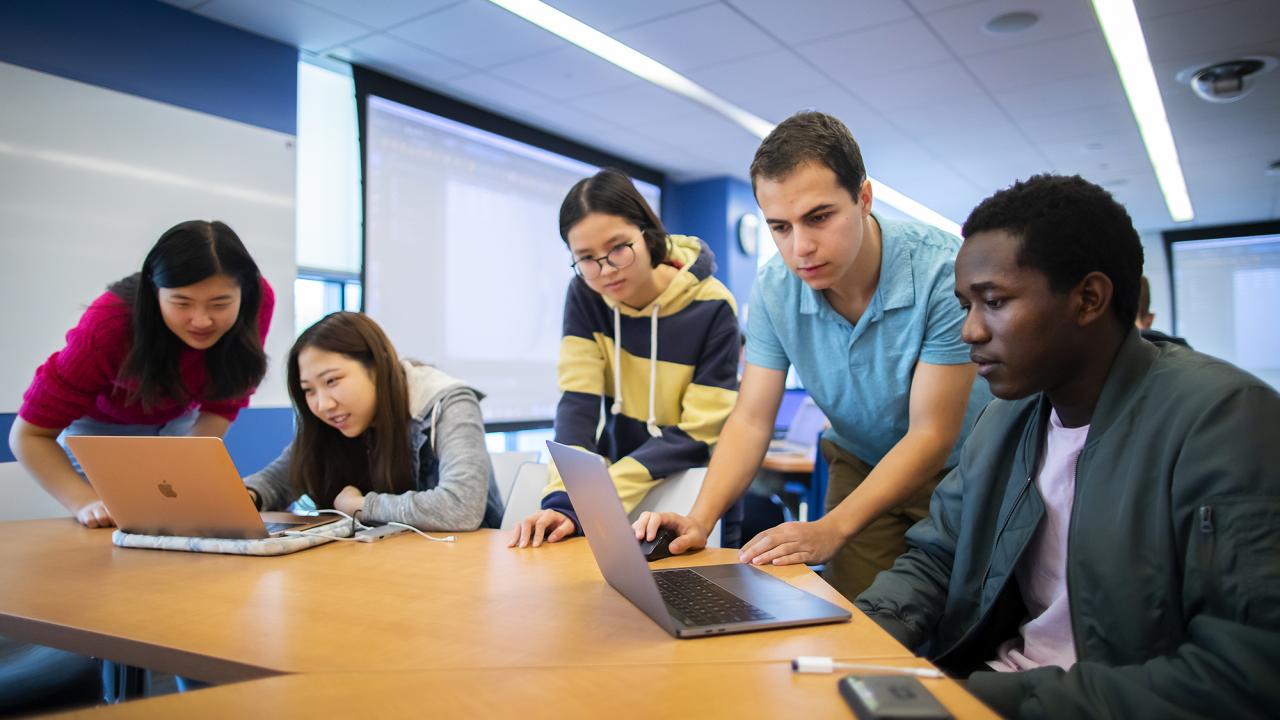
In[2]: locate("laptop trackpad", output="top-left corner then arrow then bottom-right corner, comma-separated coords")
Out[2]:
696,563 -> 807,600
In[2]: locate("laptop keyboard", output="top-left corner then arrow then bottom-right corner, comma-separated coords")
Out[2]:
653,568 -> 775,626
264,522 -> 300,534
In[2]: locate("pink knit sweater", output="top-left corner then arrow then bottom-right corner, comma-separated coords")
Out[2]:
19,278 -> 275,429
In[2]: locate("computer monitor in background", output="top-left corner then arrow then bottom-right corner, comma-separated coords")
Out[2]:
355,71 -> 662,426
1166,222 -> 1280,390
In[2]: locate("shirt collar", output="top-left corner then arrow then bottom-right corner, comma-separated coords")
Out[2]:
797,214 -> 914,317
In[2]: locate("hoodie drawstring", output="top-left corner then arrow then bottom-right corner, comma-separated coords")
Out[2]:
609,304 -> 664,438
611,306 -> 623,416
645,304 -> 661,437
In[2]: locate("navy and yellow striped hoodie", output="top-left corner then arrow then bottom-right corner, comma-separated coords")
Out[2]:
540,235 -> 739,530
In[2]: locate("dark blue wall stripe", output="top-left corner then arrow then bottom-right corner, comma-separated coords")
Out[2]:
0,0 -> 297,135
0,408 -> 295,475
662,177 -> 760,315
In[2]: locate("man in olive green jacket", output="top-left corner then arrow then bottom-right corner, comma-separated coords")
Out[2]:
856,175 -> 1280,719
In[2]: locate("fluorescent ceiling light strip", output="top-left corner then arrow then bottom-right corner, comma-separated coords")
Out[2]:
1091,0 -> 1194,222
487,0 -> 964,235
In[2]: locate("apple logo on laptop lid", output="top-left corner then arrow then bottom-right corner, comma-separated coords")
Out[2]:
157,480 -> 177,498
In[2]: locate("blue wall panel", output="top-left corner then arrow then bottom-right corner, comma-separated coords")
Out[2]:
0,0 -> 297,134
1,408 -> 294,474
663,176 -> 760,313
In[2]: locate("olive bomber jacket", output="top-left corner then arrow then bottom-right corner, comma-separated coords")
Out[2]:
855,329 -> 1280,719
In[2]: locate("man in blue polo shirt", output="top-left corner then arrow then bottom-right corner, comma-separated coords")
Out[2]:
635,111 -> 991,600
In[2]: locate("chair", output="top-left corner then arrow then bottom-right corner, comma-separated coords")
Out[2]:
489,451 -> 540,507
631,468 -> 721,548
0,464 -> 69,522
499,462 -> 549,532
498,462 -> 720,548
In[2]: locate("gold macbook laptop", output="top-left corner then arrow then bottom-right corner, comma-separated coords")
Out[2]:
66,436 -> 337,539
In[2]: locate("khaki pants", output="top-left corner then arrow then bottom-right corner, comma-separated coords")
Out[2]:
820,439 -> 944,602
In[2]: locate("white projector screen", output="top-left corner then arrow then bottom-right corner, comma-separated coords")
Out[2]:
363,95 -> 661,424
1171,232 -> 1280,389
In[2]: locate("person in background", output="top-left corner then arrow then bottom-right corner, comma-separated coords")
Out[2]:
9,220 -> 274,528
856,174 -> 1280,718
245,311 -> 502,531
509,168 -> 740,548
1136,275 -> 1190,347
634,112 -> 990,601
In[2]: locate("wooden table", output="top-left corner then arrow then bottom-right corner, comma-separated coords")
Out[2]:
0,520 -> 910,684
50,659 -> 998,719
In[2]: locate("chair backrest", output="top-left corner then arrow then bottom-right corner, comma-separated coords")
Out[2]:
499,462 -> 549,532
490,451 -> 541,507
0,463 -> 69,522
630,468 -> 721,548
497,462 -> 721,548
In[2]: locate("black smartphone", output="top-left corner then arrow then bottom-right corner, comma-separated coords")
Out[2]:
837,674 -> 952,720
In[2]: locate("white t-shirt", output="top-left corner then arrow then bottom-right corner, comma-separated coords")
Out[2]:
989,408 -> 1090,672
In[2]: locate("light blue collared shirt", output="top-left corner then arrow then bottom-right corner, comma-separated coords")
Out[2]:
745,216 -> 992,467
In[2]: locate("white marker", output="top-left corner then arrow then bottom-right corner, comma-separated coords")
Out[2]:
790,656 -> 945,678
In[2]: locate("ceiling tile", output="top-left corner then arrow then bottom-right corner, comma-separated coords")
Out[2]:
905,0 -> 983,13
613,4 -> 783,74
194,0 -> 371,52
840,60 -> 985,112
334,33 -> 473,83
543,0 -> 715,32
1134,0 -> 1238,20
796,17 -> 953,79
736,83 -> 863,124
923,0 -> 1098,58
298,0 -> 459,29
389,0 -> 564,69
1140,0 -> 1280,62
433,72 -> 557,119
635,112 -> 764,173
725,0 -> 916,45
568,81 -> 705,125
1015,103 -> 1137,144
963,30 -> 1115,92
882,95 -> 1012,140
685,49 -> 832,106
992,71 -> 1129,120
489,45 -> 640,101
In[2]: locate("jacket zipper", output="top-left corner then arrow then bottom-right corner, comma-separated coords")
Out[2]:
1065,452 -> 1083,661
1198,505 -> 1215,612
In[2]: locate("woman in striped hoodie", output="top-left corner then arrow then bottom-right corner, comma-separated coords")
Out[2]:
509,168 -> 741,548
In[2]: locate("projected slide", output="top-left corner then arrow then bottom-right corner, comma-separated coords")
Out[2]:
1172,234 -> 1280,389
364,95 -> 660,422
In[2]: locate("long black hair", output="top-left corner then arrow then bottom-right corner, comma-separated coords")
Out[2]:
109,220 -> 268,410
559,168 -> 669,266
286,312 -> 412,509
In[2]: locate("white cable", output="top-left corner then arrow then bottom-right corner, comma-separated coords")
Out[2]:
790,656 -> 944,678
290,509 -> 455,543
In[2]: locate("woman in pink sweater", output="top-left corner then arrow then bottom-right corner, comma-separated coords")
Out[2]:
8,220 -> 274,528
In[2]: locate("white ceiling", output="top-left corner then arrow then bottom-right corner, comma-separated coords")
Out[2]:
161,0 -> 1280,233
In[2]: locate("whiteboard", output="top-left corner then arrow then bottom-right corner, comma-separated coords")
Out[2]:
0,61 -> 296,412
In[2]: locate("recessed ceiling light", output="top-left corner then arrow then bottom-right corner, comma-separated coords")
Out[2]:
985,11 -> 1040,34
1091,0 -> 1194,222
485,0 -> 963,235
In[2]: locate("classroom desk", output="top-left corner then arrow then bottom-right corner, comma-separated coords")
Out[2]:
760,451 -> 815,475
50,659 -> 999,719
0,520 -> 911,684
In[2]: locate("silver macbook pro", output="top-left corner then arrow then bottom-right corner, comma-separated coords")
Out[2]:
548,441 -> 850,638
66,436 -> 338,539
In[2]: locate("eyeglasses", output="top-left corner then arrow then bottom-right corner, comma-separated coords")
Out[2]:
570,242 -> 637,280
